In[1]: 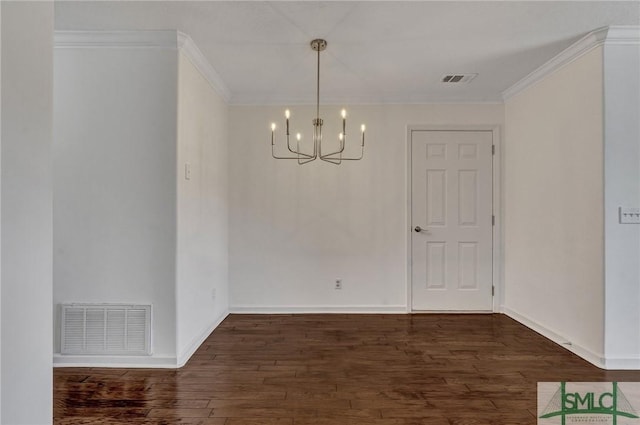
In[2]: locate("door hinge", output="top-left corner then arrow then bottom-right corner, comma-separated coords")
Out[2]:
492,215 -> 495,226
492,145 -> 495,155
492,286 -> 495,296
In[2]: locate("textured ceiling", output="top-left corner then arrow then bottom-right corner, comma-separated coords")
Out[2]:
55,1 -> 640,104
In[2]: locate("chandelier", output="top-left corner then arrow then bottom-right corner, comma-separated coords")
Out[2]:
270,39 -> 365,165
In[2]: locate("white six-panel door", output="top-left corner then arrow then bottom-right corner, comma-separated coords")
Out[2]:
411,130 -> 493,311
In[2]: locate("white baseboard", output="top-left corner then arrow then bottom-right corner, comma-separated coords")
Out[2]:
604,357 -> 640,370
54,310 -> 230,369
230,305 -> 408,314
53,354 -> 178,369
503,306 -> 606,369
177,310 -> 229,368
55,306 -> 636,370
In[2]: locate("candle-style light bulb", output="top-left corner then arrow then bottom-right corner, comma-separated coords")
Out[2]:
271,123 -> 276,132
361,124 -> 366,133
285,110 -> 290,135
296,133 -> 301,141
341,109 -> 347,136
339,132 -> 344,141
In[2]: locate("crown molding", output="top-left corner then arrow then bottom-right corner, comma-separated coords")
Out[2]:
54,30 -> 179,49
603,26 -> 640,45
177,32 -> 231,102
502,26 -> 640,101
54,30 -> 231,103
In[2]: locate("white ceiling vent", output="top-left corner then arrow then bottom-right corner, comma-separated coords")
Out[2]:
61,304 -> 151,356
441,74 -> 478,84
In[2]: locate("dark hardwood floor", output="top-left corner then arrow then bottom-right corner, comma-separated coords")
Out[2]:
54,314 -> 640,424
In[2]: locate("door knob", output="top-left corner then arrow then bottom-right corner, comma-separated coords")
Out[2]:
414,226 -> 422,233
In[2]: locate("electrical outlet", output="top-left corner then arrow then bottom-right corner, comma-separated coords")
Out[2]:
335,279 -> 342,290
211,288 -> 216,299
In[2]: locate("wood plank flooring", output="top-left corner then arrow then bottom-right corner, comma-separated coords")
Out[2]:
54,314 -> 640,424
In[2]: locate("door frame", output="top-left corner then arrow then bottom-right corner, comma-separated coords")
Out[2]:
406,125 -> 503,313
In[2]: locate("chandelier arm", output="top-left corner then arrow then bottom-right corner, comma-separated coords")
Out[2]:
298,146 -> 317,164
319,140 -> 341,164
320,143 -> 342,164
288,146 -> 314,158
320,145 -> 363,161
323,152 -> 364,161
319,137 -> 346,158
272,136 -> 314,160
320,131 -> 364,160
320,157 -> 342,165
298,155 -> 317,165
272,140 -> 313,160
286,134 -> 314,158
272,146 -> 308,160
272,151 -> 317,161
323,151 -> 363,161
298,139 -> 317,165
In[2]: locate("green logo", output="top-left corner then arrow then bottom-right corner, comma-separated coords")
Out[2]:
540,382 -> 639,424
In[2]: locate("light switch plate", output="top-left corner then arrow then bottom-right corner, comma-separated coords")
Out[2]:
619,207 -> 640,224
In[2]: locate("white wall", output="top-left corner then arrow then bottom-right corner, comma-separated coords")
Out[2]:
229,104 -> 503,312
176,51 -> 229,366
1,2 -> 53,423
503,47 -> 605,363
1,2 -> 3,418
603,40 -> 640,368
53,44 -> 179,362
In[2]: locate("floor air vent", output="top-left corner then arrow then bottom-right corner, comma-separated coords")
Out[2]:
61,304 -> 151,355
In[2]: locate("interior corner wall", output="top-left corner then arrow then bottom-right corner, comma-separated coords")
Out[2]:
1,2 -> 53,423
228,104 -> 504,312
53,45 -> 179,363
603,41 -> 640,368
503,46 -> 605,364
175,51 -> 229,366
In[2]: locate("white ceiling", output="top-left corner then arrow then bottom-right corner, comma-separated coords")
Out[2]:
55,1 -> 640,104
